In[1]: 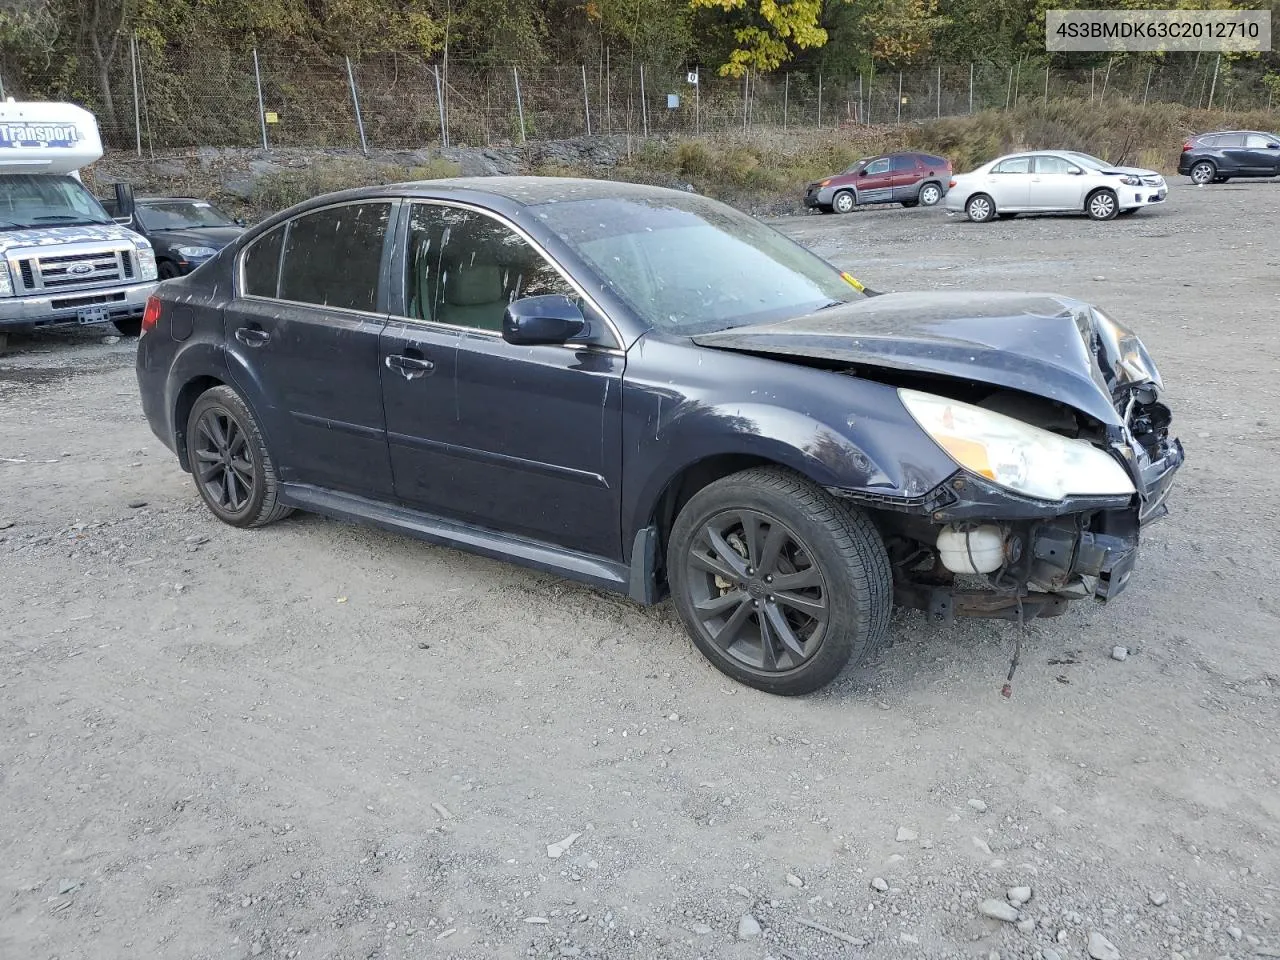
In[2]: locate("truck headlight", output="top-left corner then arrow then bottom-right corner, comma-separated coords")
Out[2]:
899,389 -> 1135,501
177,246 -> 216,259
0,262 -> 12,297
137,246 -> 158,281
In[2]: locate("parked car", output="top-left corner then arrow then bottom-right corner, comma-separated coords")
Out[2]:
103,196 -> 245,278
946,150 -> 1167,222
804,152 -> 952,213
1178,130 -> 1280,184
135,177 -> 1183,696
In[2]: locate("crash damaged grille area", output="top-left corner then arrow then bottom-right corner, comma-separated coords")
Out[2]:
11,246 -> 137,294
1121,387 -> 1174,463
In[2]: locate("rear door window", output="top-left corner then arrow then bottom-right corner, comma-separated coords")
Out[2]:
277,202 -> 393,312
242,226 -> 284,298
993,157 -> 1033,174
890,155 -> 916,172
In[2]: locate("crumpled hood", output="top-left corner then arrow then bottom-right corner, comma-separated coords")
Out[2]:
692,291 -> 1161,427
0,222 -> 147,254
1097,164 -> 1161,179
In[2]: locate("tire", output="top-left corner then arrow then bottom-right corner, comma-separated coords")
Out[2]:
113,317 -> 142,337
832,190 -> 856,214
158,260 -> 181,279
1086,188 -> 1119,221
1190,160 -> 1216,185
185,385 -> 292,529
667,467 -> 892,696
997,212 -> 1018,220
965,193 -> 996,223
919,182 -> 943,206
900,200 -> 919,208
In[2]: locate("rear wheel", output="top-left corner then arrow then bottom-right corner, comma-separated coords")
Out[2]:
667,467 -> 892,696
1190,160 -> 1216,185
919,182 -> 943,206
186,385 -> 292,528
965,193 -> 996,223
832,190 -> 856,214
1087,189 -> 1119,221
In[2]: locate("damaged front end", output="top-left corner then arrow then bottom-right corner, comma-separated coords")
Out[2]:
836,309 -> 1184,624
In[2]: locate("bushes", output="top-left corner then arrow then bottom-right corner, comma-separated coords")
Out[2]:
250,157 -> 460,212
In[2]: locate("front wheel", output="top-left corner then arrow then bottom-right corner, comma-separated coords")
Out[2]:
965,194 -> 996,223
186,385 -> 292,528
667,467 -> 892,696
1087,189 -> 1119,220
832,190 -> 856,214
919,183 -> 943,206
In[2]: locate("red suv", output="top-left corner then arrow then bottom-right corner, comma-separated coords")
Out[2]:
804,152 -> 953,213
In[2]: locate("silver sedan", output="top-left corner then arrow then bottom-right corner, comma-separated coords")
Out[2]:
945,150 -> 1168,222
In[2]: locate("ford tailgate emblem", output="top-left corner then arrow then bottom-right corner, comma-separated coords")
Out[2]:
68,263 -> 94,275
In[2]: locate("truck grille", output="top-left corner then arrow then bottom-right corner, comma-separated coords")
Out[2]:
11,246 -> 137,294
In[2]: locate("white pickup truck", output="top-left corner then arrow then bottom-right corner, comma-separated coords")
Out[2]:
0,99 -> 158,352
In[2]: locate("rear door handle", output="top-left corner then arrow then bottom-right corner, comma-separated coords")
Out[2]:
385,353 -> 435,379
235,326 -> 270,346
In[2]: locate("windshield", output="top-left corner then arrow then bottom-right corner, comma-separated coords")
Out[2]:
137,200 -> 235,231
533,193 -> 860,334
1065,152 -> 1111,170
0,174 -> 112,229
842,158 -> 871,174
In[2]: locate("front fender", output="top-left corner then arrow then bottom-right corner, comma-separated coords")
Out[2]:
619,336 -> 958,548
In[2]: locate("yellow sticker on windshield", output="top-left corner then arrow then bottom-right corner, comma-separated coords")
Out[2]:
840,272 -> 866,293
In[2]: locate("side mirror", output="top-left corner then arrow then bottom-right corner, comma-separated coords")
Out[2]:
859,169 -> 868,177
235,217 -> 247,227
1267,142 -> 1280,149
502,294 -> 586,346
1068,167 -> 1084,175
113,182 -> 135,221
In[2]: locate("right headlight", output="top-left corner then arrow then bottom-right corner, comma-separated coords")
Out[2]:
899,389 -> 1135,501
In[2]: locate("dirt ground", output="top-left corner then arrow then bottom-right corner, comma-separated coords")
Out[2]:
2,182 -> 1278,960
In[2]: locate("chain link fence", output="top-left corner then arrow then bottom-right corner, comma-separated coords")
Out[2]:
2,42 -> 1275,152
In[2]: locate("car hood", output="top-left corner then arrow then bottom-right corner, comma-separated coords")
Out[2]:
0,222 -> 145,254
1096,165 -> 1161,178
149,226 -> 243,250
692,291 -> 1162,427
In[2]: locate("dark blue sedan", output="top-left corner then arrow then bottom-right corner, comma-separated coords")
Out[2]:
134,177 -> 1183,695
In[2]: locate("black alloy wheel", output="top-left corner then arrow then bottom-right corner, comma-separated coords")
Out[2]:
186,385 -> 291,528
668,467 -> 891,695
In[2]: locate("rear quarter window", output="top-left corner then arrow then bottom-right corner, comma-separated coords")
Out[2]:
242,226 -> 284,298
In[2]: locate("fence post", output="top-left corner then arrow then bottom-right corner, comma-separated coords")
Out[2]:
345,56 -> 368,154
897,71 -> 903,122
694,70 -> 700,135
433,65 -> 448,147
1090,68 -> 1095,103
968,62 -> 974,113
857,72 -> 863,123
252,48 -> 269,151
1207,54 -> 1221,110
1044,64 -> 1049,104
783,72 -> 789,130
817,71 -> 823,128
1143,64 -> 1153,105
640,64 -> 648,137
937,64 -> 941,117
130,34 -> 143,156
742,70 -> 748,132
582,65 -> 592,136
1005,65 -> 1013,108
1100,57 -> 1113,103
513,66 -> 526,143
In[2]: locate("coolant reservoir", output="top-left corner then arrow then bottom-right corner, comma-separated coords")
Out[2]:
936,524 -> 1007,574
0,101 -> 103,175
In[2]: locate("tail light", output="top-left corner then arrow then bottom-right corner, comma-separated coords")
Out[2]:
948,178 -> 957,188
1181,141 -> 1193,151
140,295 -> 162,336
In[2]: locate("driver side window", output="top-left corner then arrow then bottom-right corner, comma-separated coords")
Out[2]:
864,158 -> 890,175
403,203 -> 578,331
1245,133 -> 1277,148
1033,156 -> 1080,175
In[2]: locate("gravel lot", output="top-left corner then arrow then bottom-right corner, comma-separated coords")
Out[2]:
2,182 -> 1278,960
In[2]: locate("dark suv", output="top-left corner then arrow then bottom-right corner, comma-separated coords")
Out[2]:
1178,130 -> 1280,184
804,152 -> 952,213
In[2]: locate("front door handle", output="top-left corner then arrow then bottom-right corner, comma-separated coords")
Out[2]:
235,326 -> 270,346
385,353 -> 435,380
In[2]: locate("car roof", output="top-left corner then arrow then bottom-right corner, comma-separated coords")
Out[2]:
397,176 -> 698,206
1194,130 -> 1271,137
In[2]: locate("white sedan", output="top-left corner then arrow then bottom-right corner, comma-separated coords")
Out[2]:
945,150 -> 1168,222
